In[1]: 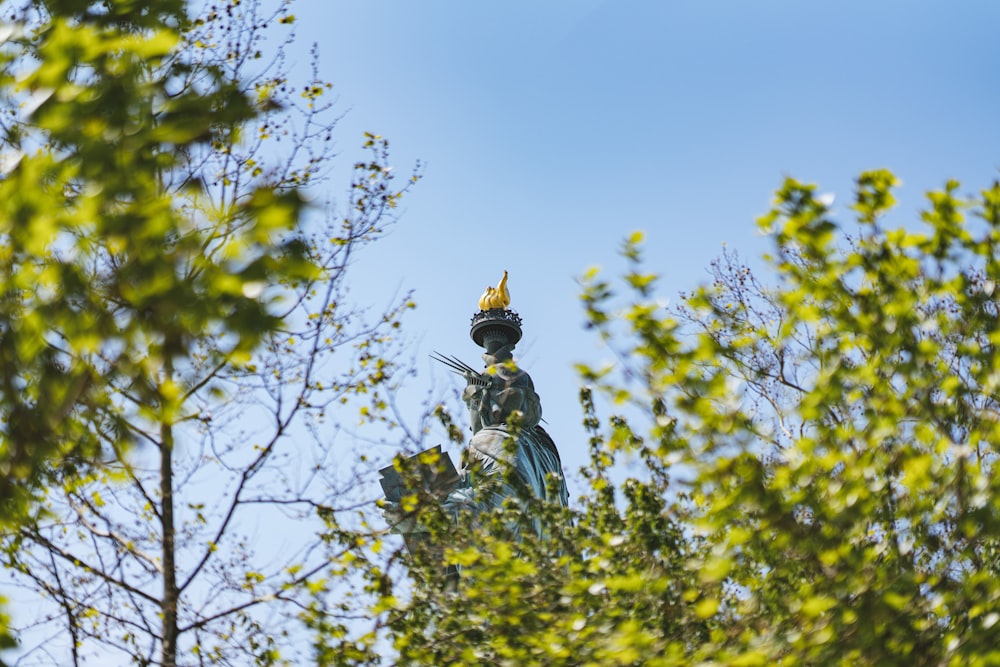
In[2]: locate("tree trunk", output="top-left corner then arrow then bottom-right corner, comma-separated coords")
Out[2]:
160,357 -> 178,667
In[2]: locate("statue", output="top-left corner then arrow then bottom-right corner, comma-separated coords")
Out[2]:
382,272 -> 568,543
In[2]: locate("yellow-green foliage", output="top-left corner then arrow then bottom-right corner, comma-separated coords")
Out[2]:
333,171 -> 1000,666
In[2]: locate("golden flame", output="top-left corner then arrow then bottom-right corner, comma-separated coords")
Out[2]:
478,270 -> 510,310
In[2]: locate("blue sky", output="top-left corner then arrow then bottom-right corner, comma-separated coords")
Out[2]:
289,0 -> 1000,493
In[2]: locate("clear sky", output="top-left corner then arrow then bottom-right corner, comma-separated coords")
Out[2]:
288,0 -> 1000,494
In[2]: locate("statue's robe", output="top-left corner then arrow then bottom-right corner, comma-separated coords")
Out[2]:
445,348 -> 568,538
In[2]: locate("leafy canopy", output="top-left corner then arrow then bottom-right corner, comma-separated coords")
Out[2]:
576,170 -> 1000,665
0,0 -> 311,524
334,170 -> 1000,667
0,1 -> 417,663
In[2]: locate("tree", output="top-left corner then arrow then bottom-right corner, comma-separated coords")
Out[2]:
0,1 -> 418,665
579,171 -> 1000,665
334,170 -> 1000,666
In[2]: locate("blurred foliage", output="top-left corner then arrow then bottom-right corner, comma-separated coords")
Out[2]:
0,0 -> 417,664
0,0 -> 300,529
321,170 -> 1000,666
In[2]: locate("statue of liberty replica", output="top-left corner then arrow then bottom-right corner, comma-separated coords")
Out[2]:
381,272 -> 568,542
